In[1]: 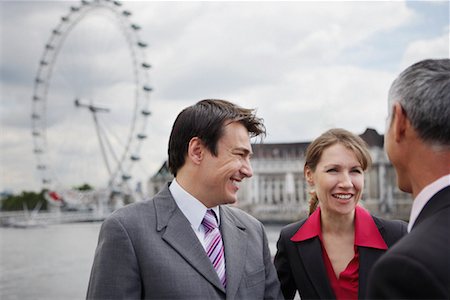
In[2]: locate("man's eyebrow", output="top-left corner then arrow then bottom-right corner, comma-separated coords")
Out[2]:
232,147 -> 253,156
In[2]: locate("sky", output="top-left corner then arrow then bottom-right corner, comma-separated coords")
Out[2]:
0,0 -> 449,195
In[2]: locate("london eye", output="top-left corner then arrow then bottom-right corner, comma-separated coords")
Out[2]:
31,0 -> 152,209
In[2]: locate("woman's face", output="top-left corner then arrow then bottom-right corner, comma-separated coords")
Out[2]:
306,143 -> 364,217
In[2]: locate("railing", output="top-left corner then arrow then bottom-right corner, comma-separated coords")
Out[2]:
0,210 -> 110,227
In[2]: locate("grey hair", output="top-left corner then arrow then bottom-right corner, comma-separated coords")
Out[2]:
387,59 -> 450,149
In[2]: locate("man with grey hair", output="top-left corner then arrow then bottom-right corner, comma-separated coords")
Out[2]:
367,59 -> 450,299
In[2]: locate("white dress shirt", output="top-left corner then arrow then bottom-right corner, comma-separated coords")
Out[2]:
407,174 -> 450,232
169,179 -> 221,250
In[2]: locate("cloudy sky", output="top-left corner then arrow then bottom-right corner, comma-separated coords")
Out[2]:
0,0 -> 448,194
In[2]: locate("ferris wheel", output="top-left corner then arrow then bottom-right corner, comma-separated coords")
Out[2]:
31,0 -> 152,206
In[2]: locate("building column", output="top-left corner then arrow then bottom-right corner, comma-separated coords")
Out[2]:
285,172 -> 295,204
252,174 -> 259,204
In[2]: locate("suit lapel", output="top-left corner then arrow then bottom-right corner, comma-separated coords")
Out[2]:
413,186 -> 450,230
358,216 -> 388,298
220,207 -> 247,299
296,238 -> 335,299
154,186 -> 225,293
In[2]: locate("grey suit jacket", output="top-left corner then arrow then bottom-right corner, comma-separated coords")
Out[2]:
87,184 -> 283,299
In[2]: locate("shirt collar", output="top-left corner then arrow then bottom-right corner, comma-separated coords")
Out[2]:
291,206 -> 387,250
169,179 -> 220,230
408,174 -> 450,232
354,206 -> 387,249
290,207 -> 321,242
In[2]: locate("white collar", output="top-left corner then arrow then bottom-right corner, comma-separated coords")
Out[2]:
169,178 -> 220,230
408,174 -> 450,232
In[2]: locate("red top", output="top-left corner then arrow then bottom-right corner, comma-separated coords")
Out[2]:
291,206 -> 387,299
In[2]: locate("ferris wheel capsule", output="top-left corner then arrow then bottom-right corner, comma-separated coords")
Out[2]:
141,110 -> 151,116
143,85 -> 153,92
131,24 -> 141,31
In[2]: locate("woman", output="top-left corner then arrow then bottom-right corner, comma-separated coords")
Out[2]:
274,128 -> 407,300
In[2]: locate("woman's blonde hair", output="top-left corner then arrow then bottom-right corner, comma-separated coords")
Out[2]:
304,128 -> 372,215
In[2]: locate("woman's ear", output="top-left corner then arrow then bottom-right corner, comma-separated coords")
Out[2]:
187,137 -> 204,165
304,166 -> 314,186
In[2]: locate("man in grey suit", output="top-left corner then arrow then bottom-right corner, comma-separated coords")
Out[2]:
367,59 -> 450,298
87,99 -> 283,299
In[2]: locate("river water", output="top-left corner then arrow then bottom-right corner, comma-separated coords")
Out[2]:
0,222 -> 284,300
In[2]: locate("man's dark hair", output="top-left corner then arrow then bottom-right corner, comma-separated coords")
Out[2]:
168,99 -> 266,176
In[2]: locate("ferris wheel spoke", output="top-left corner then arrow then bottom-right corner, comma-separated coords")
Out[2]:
92,108 -> 113,176
96,115 -> 129,184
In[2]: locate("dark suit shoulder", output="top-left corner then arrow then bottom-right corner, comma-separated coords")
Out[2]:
278,218 -> 308,240
371,215 -> 408,246
387,205 -> 449,263
368,206 -> 450,299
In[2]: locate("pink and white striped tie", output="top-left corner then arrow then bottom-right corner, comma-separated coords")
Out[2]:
202,209 -> 226,288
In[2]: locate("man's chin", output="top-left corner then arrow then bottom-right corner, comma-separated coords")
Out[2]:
396,176 -> 412,194
223,196 -> 238,206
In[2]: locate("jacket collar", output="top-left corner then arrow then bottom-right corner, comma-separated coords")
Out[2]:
413,185 -> 450,230
154,183 -> 249,296
291,206 -> 387,250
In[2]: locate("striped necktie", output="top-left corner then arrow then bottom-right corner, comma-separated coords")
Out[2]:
202,209 -> 227,288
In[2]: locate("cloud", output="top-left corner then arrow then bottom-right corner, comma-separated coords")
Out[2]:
133,1 -> 414,101
0,1 -> 446,194
226,64 -> 393,143
400,28 -> 450,69
0,126 -> 40,192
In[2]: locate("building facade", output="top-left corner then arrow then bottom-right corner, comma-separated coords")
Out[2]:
147,128 -> 412,222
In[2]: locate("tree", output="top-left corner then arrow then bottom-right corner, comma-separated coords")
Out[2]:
73,183 -> 93,191
1,190 -> 47,211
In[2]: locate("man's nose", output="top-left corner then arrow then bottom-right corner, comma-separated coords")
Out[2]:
241,159 -> 253,178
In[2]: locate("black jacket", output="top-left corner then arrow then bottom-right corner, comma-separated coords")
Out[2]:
274,212 -> 407,300
367,186 -> 450,299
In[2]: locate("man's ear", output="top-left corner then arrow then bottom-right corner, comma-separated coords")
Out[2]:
392,102 -> 408,143
187,137 -> 204,165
